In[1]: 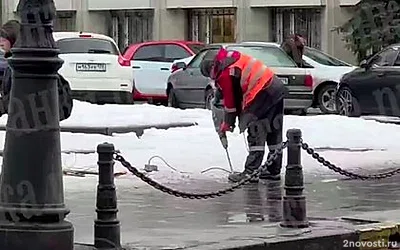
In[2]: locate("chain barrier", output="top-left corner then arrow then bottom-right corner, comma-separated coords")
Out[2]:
113,137 -> 400,198
301,141 -> 400,180
113,141 -> 287,199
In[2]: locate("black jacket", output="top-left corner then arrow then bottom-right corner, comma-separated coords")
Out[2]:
0,54 -> 73,121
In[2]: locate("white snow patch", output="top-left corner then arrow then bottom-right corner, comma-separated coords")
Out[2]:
0,102 -> 399,186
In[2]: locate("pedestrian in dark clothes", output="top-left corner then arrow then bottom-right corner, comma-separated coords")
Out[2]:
280,34 -> 306,67
0,19 -> 73,120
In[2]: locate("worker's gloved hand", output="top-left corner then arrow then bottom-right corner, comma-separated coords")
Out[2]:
220,122 -> 234,133
220,112 -> 236,133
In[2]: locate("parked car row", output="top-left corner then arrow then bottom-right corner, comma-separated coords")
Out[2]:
167,42 -> 357,114
165,41 -> 400,119
2,33 -> 395,120
167,42 -> 313,115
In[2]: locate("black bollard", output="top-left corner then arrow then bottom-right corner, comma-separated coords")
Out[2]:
95,143 -> 121,249
280,129 -> 309,228
0,1 -> 74,249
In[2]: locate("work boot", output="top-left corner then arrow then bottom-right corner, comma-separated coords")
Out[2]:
228,170 -> 258,183
260,150 -> 282,181
259,170 -> 281,181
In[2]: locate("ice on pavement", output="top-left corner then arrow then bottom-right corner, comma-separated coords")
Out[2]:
1,101 -> 400,184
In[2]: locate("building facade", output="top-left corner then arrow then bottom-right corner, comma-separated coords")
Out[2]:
1,0 -> 360,64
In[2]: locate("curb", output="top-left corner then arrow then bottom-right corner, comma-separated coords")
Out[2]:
355,222 -> 400,249
73,217 -> 400,250
0,122 -> 198,136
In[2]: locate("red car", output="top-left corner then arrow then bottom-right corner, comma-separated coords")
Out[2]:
123,41 -> 205,103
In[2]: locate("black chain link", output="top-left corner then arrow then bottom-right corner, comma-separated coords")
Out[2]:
301,141 -> 400,180
113,141 -> 287,199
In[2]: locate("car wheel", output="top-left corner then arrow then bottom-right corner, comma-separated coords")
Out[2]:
317,84 -> 337,114
336,86 -> 361,117
167,88 -> 180,108
204,89 -> 214,110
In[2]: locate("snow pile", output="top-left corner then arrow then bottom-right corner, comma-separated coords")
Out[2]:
0,100 -> 205,127
0,101 -> 399,184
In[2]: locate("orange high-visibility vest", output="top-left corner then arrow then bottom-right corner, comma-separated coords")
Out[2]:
227,53 -> 274,109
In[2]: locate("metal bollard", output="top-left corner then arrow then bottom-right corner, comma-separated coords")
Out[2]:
280,129 -> 309,228
95,143 -> 121,249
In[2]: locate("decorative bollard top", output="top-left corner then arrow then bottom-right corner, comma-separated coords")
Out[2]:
15,0 -> 57,49
97,143 -> 115,153
286,128 -> 302,142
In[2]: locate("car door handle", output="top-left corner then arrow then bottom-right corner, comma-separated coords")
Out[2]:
132,66 -> 140,69
378,72 -> 385,76
160,68 -> 169,71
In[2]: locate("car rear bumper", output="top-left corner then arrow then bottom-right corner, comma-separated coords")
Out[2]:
285,91 -> 313,110
132,88 -> 168,102
72,90 -> 133,104
65,77 -> 134,92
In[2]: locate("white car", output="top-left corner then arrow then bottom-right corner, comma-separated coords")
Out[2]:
238,42 -> 356,113
53,32 -> 134,104
302,47 -> 357,113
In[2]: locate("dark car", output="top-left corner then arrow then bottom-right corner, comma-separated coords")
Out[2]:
166,43 -> 313,114
336,44 -> 400,117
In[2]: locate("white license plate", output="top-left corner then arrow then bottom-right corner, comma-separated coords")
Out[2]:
76,63 -> 106,72
278,77 -> 288,84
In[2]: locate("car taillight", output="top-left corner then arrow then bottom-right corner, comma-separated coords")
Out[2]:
171,64 -> 178,73
118,56 -> 131,67
304,75 -> 313,87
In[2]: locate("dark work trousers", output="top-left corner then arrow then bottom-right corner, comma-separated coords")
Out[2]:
243,98 -> 284,177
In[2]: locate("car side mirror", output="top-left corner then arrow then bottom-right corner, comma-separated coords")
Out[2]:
174,62 -> 187,70
360,60 -> 368,69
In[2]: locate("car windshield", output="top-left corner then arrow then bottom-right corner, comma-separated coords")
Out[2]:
304,47 -> 351,66
56,38 -> 119,55
227,46 -> 297,67
187,44 -> 206,54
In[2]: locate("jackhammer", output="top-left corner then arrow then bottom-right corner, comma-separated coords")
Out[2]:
210,94 -> 235,173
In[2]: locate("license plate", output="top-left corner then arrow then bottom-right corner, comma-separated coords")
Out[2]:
76,63 -> 106,72
278,77 -> 288,84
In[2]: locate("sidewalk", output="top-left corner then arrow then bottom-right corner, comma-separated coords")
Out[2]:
66,173 -> 400,249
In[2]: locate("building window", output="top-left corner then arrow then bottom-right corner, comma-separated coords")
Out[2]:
272,8 -> 322,49
188,8 -> 236,43
54,11 -> 76,31
111,10 -> 153,51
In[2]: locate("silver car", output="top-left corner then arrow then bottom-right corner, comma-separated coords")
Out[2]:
166,43 -> 313,114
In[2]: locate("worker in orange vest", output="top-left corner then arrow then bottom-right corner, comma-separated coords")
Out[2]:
200,48 -> 286,183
